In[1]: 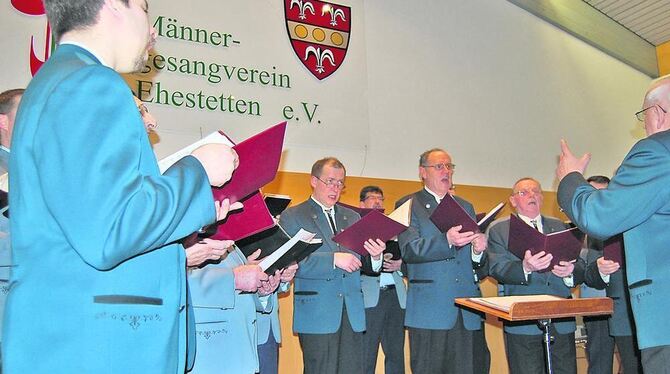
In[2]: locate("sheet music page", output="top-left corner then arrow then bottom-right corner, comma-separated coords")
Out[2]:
476,202 -> 504,226
259,228 -> 316,271
468,295 -> 564,312
158,131 -> 233,173
388,199 -> 411,226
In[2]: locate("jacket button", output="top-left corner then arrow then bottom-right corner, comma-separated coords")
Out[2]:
338,293 -> 343,297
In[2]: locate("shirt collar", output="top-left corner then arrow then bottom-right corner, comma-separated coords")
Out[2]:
311,196 -> 335,214
59,41 -> 108,67
423,186 -> 445,204
517,213 -> 542,228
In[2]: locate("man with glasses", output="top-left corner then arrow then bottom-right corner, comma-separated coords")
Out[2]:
487,177 -> 585,374
396,148 -> 490,374
359,186 -> 407,374
279,157 -> 385,374
557,75 -> 670,373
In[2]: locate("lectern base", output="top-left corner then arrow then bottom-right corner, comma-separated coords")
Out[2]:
538,319 -> 554,374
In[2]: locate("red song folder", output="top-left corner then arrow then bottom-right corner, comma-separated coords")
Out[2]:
332,200 -> 411,256
603,235 -> 624,264
507,214 -> 584,273
210,191 -> 275,241
212,122 -> 287,204
430,195 -> 504,234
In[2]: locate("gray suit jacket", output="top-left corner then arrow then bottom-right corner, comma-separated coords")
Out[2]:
396,190 -> 488,331
487,215 -> 585,335
279,198 -> 369,334
361,271 -> 407,309
584,236 -> 635,337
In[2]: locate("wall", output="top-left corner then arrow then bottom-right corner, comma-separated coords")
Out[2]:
0,0 -> 651,190
658,40 -> 670,76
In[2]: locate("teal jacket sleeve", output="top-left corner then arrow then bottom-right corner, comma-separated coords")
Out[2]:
558,137 -> 670,239
34,66 -> 215,270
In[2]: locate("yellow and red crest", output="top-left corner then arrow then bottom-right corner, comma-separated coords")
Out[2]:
284,0 -> 351,80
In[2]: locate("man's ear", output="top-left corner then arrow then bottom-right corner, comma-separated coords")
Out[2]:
508,195 -> 517,210
104,0 -> 122,14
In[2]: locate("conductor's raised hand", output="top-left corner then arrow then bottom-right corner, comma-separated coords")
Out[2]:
556,139 -> 591,181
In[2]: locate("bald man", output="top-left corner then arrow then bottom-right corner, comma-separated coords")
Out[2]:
557,75 -> 670,373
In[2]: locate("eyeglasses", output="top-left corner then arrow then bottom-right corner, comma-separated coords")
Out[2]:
422,163 -> 456,171
511,189 -> 541,197
316,176 -> 346,190
363,194 -> 385,202
635,104 -> 667,122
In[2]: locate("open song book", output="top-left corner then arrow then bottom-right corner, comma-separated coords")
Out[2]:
430,196 -> 505,234
507,214 -> 584,272
466,295 -> 564,313
159,123 -> 286,241
457,295 -> 613,322
158,121 -> 286,204
332,199 -> 411,257
257,228 -> 323,274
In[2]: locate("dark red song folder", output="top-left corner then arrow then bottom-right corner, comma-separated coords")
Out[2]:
603,235 -> 624,264
210,191 -> 275,241
209,122 -> 286,241
430,195 -> 504,234
212,122 -> 287,204
507,214 -> 584,273
332,210 -> 408,257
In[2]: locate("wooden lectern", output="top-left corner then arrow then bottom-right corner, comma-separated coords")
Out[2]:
456,295 -> 613,374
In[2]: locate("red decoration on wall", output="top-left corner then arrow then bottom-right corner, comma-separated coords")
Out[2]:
284,0 -> 351,80
12,0 -> 52,76
11,0 -> 45,16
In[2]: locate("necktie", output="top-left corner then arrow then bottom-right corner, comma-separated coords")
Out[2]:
325,208 -> 337,234
530,219 -> 540,232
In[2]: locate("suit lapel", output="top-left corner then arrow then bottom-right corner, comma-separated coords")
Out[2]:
333,205 -> 349,233
307,199 -> 334,242
541,216 -> 561,234
416,189 -> 438,214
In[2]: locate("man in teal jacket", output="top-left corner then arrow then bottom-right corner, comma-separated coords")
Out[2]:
2,0 -> 237,372
557,75 -> 670,373
0,88 -> 23,370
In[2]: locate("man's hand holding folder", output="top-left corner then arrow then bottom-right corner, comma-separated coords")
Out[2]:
508,215 -> 584,273
446,225 -> 487,254
190,143 -> 239,187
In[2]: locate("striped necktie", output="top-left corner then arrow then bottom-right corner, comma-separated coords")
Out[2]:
325,208 -> 337,234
